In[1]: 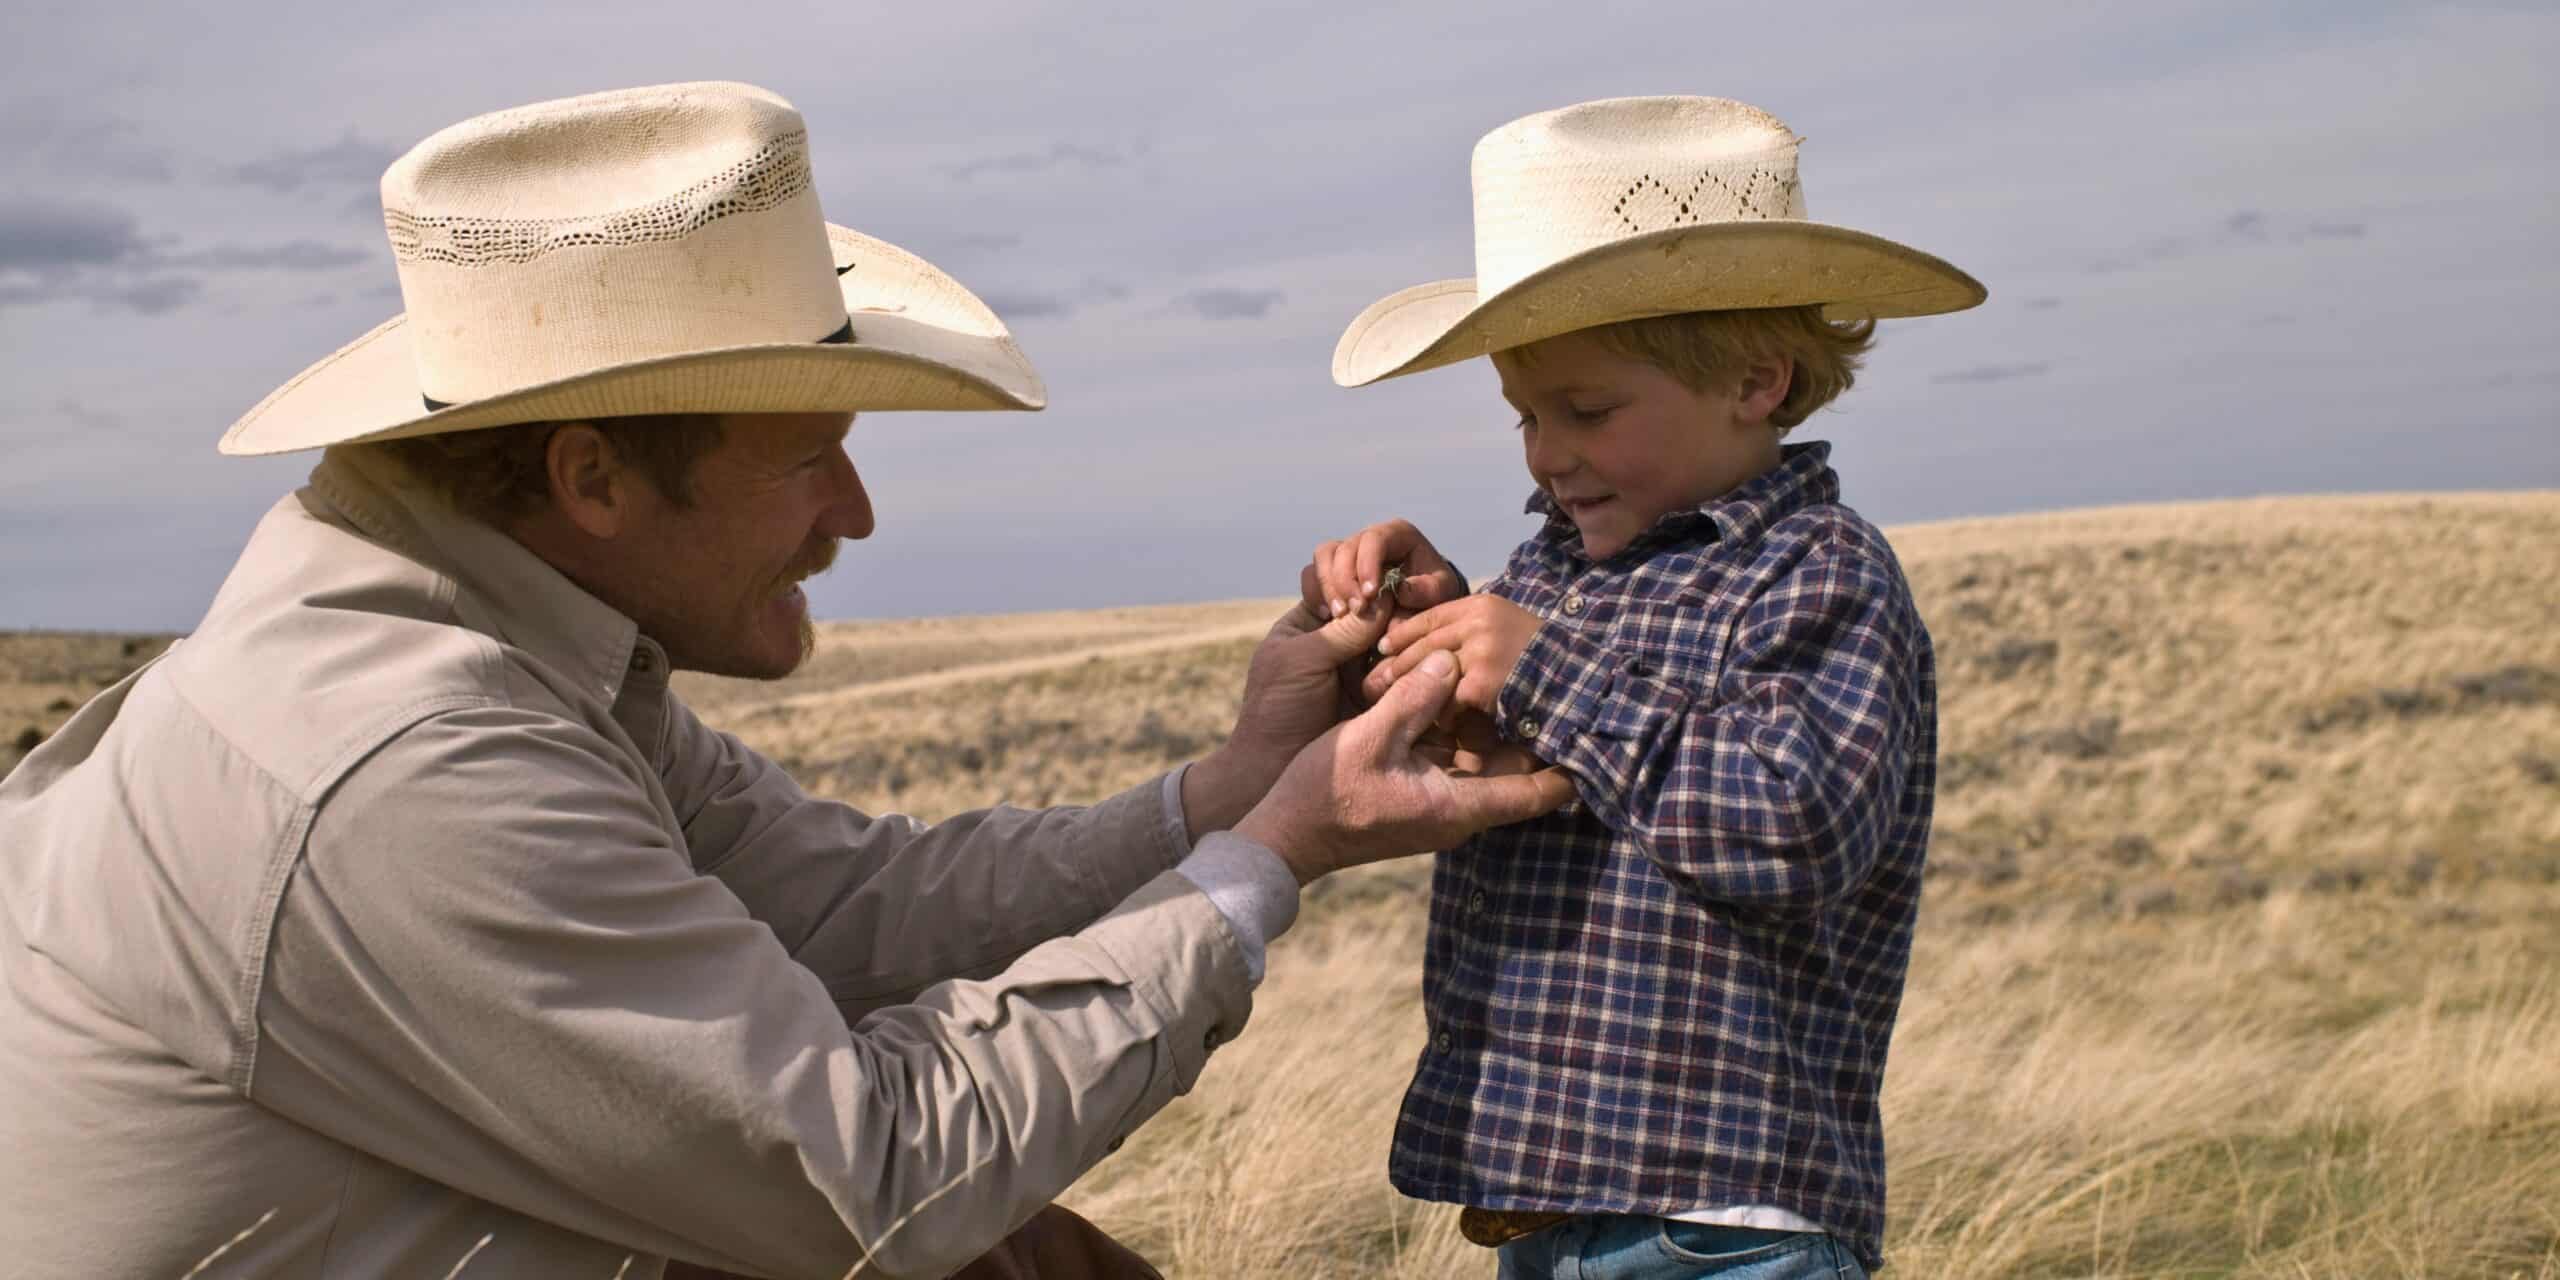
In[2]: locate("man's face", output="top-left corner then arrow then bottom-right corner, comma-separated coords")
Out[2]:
615,411 -> 872,679
1492,331 -> 1778,561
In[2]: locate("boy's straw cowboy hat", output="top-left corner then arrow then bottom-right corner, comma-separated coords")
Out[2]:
221,81 -> 1044,456
1333,95 -> 1986,388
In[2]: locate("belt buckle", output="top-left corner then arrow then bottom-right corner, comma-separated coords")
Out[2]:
1457,1207 -> 1574,1247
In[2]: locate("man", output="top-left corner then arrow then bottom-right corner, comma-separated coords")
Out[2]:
0,83 -> 1568,1278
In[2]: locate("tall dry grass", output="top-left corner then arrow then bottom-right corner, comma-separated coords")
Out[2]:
1055,875 -> 2560,1278
674,492 -> 2560,1278
16,492 -> 2556,1277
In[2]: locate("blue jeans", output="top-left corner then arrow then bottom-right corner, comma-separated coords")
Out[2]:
1495,1216 -> 1868,1280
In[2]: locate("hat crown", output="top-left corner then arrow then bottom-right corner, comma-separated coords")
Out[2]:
1469,96 -> 1809,297
378,82 -> 846,407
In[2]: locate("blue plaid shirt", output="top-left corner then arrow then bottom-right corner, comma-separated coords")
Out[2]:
1389,442 -> 1934,1269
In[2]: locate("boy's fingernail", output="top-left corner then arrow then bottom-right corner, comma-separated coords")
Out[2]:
1329,597 -> 1344,618
1420,651 -> 1456,677
1378,638 -> 1394,655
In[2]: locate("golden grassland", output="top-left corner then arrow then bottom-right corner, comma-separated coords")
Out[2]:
5,491 -> 2556,1277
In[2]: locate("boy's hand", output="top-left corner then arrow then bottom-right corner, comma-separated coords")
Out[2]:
1301,519 -> 1466,621
1366,594 -> 1541,714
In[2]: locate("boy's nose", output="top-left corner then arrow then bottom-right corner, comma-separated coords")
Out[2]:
1525,428 -> 1577,481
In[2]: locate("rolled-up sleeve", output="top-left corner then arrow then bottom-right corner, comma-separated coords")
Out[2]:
653,695 -> 1196,1021
1500,542 -> 1926,912
250,704 -> 1253,1280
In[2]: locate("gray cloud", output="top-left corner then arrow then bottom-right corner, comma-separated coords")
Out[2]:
943,141 -> 1131,183
978,290 -> 1074,319
54,399 -> 122,431
88,277 -> 205,314
2089,210 -> 2378,274
0,199 -> 371,313
0,104 -> 175,183
222,135 -> 401,194
162,241 -> 369,272
947,232 -> 1025,253
1179,287 -> 1284,320
1932,362 -> 2054,385
976,277 -> 1128,322
0,201 -> 149,272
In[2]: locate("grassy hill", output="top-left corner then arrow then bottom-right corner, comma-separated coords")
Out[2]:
686,491 -> 2560,1279
7,491 -> 2555,1276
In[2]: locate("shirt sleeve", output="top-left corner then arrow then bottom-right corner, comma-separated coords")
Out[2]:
654,694 -> 1196,1022
249,704 -> 1255,1280
1497,542 -> 1927,912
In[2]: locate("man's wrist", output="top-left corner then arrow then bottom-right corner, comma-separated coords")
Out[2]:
1180,744 -> 1285,844
1230,807 -> 1318,887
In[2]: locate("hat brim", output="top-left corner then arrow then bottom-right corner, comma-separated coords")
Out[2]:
1332,221 -> 1986,388
220,224 -> 1048,456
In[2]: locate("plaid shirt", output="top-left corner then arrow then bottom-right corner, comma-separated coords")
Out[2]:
1389,442 -> 1934,1269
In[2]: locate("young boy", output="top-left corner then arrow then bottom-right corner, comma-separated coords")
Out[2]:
1302,96 -> 1983,1278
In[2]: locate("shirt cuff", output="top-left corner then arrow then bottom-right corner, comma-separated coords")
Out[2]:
1158,765 -> 1196,859
1172,831 -> 1301,985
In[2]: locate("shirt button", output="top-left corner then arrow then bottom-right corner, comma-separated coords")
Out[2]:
1518,716 -> 1541,737
1434,1030 -> 1455,1054
1468,891 -> 1488,915
630,650 -> 653,673
1563,593 -> 1584,616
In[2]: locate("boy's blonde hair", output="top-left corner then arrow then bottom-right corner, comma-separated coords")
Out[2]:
1522,304 -> 1875,434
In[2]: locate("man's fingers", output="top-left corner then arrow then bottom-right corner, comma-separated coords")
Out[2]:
1299,562 -> 1327,617
1296,599 -> 1389,666
1363,650 -> 1458,755
1445,767 -> 1576,829
1265,600 -> 1326,643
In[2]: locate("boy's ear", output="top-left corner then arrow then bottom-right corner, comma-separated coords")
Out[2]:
1734,357 -> 1794,428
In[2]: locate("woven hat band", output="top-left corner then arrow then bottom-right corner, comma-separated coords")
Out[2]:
395,186 -> 848,406
1468,98 -> 1810,298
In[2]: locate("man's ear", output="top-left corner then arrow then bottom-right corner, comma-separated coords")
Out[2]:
543,423 -> 633,539
1734,356 -> 1794,428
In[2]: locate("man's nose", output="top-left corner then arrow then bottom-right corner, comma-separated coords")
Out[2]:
819,454 -> 876,540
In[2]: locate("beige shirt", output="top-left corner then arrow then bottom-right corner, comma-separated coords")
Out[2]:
0,449 -> 1260,1279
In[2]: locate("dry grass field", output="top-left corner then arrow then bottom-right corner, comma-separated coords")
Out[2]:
6,491 -> 2556,1277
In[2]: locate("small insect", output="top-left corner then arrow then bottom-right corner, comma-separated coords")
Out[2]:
1379,565 -> 1408,600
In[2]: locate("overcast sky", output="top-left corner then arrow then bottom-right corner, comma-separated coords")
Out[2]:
3,1 -> 2554,630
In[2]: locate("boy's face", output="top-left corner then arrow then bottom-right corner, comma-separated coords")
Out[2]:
1493,330 -> 1784,561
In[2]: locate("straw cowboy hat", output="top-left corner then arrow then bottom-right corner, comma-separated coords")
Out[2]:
220,81 -> 1045,456
1333,96 -> 1986,387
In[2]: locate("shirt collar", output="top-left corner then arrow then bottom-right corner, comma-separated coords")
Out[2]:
1521,440 -> 1840,562
307,446 -> 646,705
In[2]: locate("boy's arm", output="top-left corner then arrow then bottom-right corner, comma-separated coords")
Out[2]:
1496,541 -> 1927,911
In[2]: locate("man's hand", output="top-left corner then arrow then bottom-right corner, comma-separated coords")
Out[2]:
1181,603 -> 1391,838
1363,594 -> 1542,714
1414,708 -> 1552,780
1301,519 -> 1467,621
1234,651 -> 1574,885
